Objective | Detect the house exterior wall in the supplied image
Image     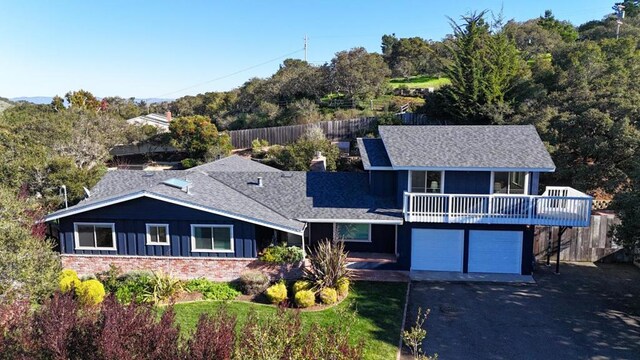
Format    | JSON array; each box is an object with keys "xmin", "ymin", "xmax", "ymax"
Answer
[
  {"xmin": 396, "ymin": 222, "xmax": 534, "ymax": 274},
  {"xmin": 369, "ymin": 170, "xmax": 396, "ymax": 196},
  {"xmin": 308, "ymin": 223, "xmax": 396, "ymax": 253},
  {"xmin": 396, "ymin": 170, "xmax": 409, "ymax": 206},
  {"xmin": 60, "ymin": 254, "xmax": 303, "ymax": 281},
  {"xmin": 444, "ymin": 171, "xmax": 491, "ymax": 194},
  {"xmin": 530, "ymin": 172, "xmax": 540, "ymax": 195},
  {"xmin": 57, "ymin": 197, "xmax": 258, "ymax": 258}
]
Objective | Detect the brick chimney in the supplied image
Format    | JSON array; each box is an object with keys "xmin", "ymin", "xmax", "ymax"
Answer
[
  {"xmin": 165, "ymin": 111, "xmax": 172, "ymax": 122},
  {"xmin": 310, "ymin": 151, "xmax": 326, "ymax": 172}
]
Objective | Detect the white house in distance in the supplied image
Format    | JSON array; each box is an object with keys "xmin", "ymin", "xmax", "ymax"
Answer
[{"xmin": 127, "ymin": 112, "xmax": 172, "ymax": 132}]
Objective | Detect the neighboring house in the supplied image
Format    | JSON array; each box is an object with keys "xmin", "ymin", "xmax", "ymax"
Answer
[
  {"xmin": 44, "ymin": 125, "xmax": 593, "ymax": 280},
  {"xmin": 126, "ymin": 112, "xmax": 172, "ymax": 132}
]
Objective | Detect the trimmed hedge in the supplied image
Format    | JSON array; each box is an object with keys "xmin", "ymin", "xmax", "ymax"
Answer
[
  {"xmin": 265, "ymin": 282, "xmax": 288, "ymax": 304},
  {"xmin": 239, "ymin": 271, "xmax": 270, "ymax": 296},
  {"xmin": 76, "ymin": 279, "xmax": 106, "ymax": 305},
  {"xmin": 294, "ymin": 290, "xmax": 315, "ymax": 308},
  {"xmin": 319, "ymin": 288, "xmax": 338, "ymax": 305},
  {"xmin": 292, "ymin": 280, "xmax": 311, "ymax": 295},
  {"xmin": 337, "ymin": 278, "xmax": 350, "ymax": 297}
]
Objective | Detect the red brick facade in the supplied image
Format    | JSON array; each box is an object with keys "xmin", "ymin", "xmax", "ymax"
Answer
[{"xmin": 61, "ymin": 254, "xmax": 304, "ymax": 281}]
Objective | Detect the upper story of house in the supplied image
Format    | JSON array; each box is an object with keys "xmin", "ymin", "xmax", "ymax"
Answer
[{"xmin": 357, "ymin": 125, "xmax": 592, "ymax": 227}]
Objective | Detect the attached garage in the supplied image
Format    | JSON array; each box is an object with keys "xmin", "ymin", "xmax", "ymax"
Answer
[
  {"xmin": 468, "ymin": 230, "xmax": 523, "ymax": 274},
  {"xmin": 411, "ymin": 229, "xmax": 464, "ymax": 272}
]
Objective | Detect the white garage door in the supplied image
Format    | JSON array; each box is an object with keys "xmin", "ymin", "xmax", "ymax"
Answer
[
  {"xmin": 411, "ymin": 229, "xmax": 464, "ymax": 272},
  {"xmin": 468, "ymin": 230, "xmax": 523, "ymax": 274}
]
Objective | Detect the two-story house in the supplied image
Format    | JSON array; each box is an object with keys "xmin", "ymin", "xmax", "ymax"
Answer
[{"xmin": 44, "ymin": 125, "xmax": 592, "ymax": 279}]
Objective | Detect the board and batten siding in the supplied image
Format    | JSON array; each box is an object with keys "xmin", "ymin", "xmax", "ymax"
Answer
[
  {"xmin": 308, "ymin": 223, "xmax": 396, "ymax": 253},
  {"xmin": 369, "ymin": 170, "xmax": 396, "ymax": 196},
  {"xmin": 443, "ymin": 171, "xmax": 491, "ymax": 194},
  {"xmin": 57, "ymin": 197, "xmax": 258, "ymax": 258}
]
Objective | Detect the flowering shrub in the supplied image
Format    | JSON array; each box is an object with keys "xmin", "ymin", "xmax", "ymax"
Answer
[
  {"xmin": 294, "ymin": 290, "xmax": 316, "ymax": 308},
  {"xmin": 76, "ymin": 279, "xmax": 106, "ymax": 305},
  {"xmin": 259, "ymin": 243, "xmax": 304, "ymax": 264},
  {"xmin": 265, "ymin": 282, "xmax": 288, "ymax": 304},
  {"xmin": 319, "ymin": 287, "xmax": 338, "ymax": 305},
  {"xmin": 184, "ymin": 279, "xmax": 240, "ymax": 300}
]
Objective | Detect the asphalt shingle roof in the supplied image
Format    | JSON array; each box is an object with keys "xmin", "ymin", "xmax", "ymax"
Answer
[
  {"xmin": 378, "ymin": 125, "xmax": 556, "ymax": 170},
  {"xmin": 356, "ymin": 138, "xmax": 392, "ymax": 169},
  {"xmin": 208, "ymin": 171, "xmax": 401, "ymax": 222},
  {"xmin": 188, "ymin": 154, "xmax": 281, "ymax": 173}
]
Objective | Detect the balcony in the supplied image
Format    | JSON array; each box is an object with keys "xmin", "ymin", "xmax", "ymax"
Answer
[{"xmin": 403, "ymin": 186, "xmax": 592, "ymax": 227}]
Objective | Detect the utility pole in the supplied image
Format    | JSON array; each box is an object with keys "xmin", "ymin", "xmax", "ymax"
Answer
[{"xmin": 304, "ymin": 34, "xmax": 308, "ymax": 62}]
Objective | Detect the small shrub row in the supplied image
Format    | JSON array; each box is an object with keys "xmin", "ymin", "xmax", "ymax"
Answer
[
  {"xmin": 269, "ymin": 279, "xmax": 349, "ymax": 308},
  {"xmin": 259, "ymin": 243, "xmax": 304, "ymax": 264},
  {"xmin": 184, "ymin": 279, "xmax": 240, "ymax": 301},
  {"xmin": 0, "ymin": 292, "xmax": 364, "ymax": 360}
]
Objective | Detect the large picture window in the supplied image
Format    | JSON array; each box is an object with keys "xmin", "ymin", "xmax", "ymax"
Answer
[
  {"xmin": 146, "ymin": 224, "xmax": 170, "ymax": 245},
  {"xmin": 74, "ymin": 223, "xmax": 116, "ymax": 250},
  {"xmin": 493, "ymin": 172, "xmax": 527, "ymax": 194},
  {"xmin": 410, "ymin": 171, "xmax": 443, "ymax": 193},
  {"xmin": 191, "ymin": 225, "xmax": 234, "ymax": 252},
  {"xmin": 335, "ymin": 223, "xmax": 371, "ymax": 242}
]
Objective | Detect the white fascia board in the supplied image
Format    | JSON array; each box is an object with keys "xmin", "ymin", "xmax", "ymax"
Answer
[
  {"xmin": 392, "ymin": 166, "xmax": 556, "ymax": 172},
  {"xmin": 44, "ymin": 191, "xmax": 305, "ymax": 236},
  {"xmin": 297, "ymin": 218, "xmax": 404, "ymax": 225},
  {"xmin": 365, "ymin": 166, "xmax": 395, "ymax": 171}
]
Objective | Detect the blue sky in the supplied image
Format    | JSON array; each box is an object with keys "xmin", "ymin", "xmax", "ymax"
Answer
[{"xmin": 0, "ymin": 0, "xmax": 613, "ymax": 99}]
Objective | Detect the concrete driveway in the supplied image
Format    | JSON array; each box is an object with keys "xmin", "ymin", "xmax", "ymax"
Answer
[{"xmin": 404, "ymin": 263, "xmax": 640, "ymax": 360}]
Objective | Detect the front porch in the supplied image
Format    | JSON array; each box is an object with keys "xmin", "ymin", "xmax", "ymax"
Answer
[
  {"xmin": 403, "ymin": 186, "xmax": 593, "ymax": 227},
  {"xmin": 346, "ymin": 252, "xmax": 409, "ymax": 282}
]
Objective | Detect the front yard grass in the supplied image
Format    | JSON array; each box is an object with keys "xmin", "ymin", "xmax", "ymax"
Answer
[{"xmin": 171, "ymin": 281, "xmax": 407, "ymax": 360}]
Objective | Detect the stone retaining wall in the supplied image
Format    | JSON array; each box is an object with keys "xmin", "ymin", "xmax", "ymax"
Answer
[{"xmin": 61, "ymin": 254, "xmax": 304, "ymax": 281}]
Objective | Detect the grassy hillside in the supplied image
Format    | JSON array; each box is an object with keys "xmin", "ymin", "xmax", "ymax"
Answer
[
  {"xmin": 388, "ymin": 75, "xmax": 450, "ymax": 89},
  {"xmin": 0, "ymin": 97, "xmax": 14, "ymax": 113}
]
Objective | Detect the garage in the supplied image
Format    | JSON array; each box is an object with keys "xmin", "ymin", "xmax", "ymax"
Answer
[
  {"xmin": 468, "ymin": 230, "xmax": 523, "ymax": 274},
  {"xmin": 411, "ymin": 229, "xmax": 464, "ymax": 272}
]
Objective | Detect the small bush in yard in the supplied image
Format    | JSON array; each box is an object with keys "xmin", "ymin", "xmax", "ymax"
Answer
[
  {"xmin": 294, "ymin": 289, "xmax": 315, "ymax": 308},
  {"xmin": 304, "ymin": 239, "xmax": 350, "ymax": 290},
  {"xmin": 59, "ymin": 274, "xmax": 81, "ymax": 293},
  {"xmin": 403, "ymin": 307, "xmax": 438, "ymax": 360},
  {"xmin": 76, "ymin": 279, "xmax": 106, "ymax": 305},
  {"xmin": 265, "ymin": 282, "xmax": 288, "ymax": 304},
  {"xmin": 184, "ymin": 279, "xmax": 240, "ymax": 300},
  {"xmin": 143, "ymin": 271, "xmax": 182, "ymax": 304},
  {"xmin": 239, "ymin": 271, "xmax": 270, "ymax": 295},
  {"xmin": 186, "ymin": 308, "xmax": 237, "ymax": 360},
  {"xmin": 292, "ymin": 280, "xmax": 311, "ymax": 295},
  {"xmin": 95, "ymin": 264, "xmax": 121, "ymax": 294},
  {"xmin": 319, "ymin": 287, "xmax": 338, "ymax": 305},
  {"xmin": 337, "ymin": 278, "xmax": 350, "ymax": 297},
  {"xmin": 259, "ymin": 243, "xmax": 304, "ymax": 264},
  {"xmin": 114, "ymin": 271, "xmax": 153, "ymax": 304}
]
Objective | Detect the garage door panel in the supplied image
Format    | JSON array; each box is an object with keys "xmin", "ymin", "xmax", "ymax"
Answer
[
  {"xmin": 411, "ymin": 229, "xmax": 464, "ymax": 272},
  {"xmin": 468, "ymin": 230, "xmax": 522, "ymax": 274}
]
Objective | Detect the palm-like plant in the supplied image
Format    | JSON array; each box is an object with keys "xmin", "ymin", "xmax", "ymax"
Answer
[{"xmin": 303, "ymin": 239, "xmax": 350, "ymax": 290}]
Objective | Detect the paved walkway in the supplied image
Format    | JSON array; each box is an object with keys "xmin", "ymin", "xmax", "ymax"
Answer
[
  {"xmin": 350, "ymin": 269, "xmax": 409, "ymax": 282},
  {"xmin": 410, "ymin": 270, "xmax": 535, "ymax": 283}
]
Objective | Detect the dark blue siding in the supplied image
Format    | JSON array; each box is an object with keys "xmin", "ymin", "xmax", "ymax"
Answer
[
  {"xmin": 529, "ymin": 172, "xmax": 540, "ymax": 195},
  {"xmin": 308, "ymin": 223, "xmax": 396, "ymax": 253},
  {"xmin": 396, "ymin": 222, "xmax": 533, "ymax": 274},
  {"xmin": 396, "ymin": 170, "xmax": 409, "ymax": 207},
  {"xmin": 444, "ymin": 171, "xmax": 491, "ymax": 194},
  {"xmin": 369, "ymin": 170, "xmax": 396, "ymax": 196},
  {"xmin": 57, "ymin": 197, "xmax": 257, "ymax": 258}
]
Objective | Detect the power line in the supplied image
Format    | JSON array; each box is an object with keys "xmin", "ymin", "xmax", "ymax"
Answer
[{"xmin": 156, "ymin": 48, "xmax": 304, "ymax": 97}]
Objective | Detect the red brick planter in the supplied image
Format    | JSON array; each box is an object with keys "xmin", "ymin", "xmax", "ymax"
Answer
[{"xmin": 60, "ymin": 254, "xmax": 304, "ymax": 281}]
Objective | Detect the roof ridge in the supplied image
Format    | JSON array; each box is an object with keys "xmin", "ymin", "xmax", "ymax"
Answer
[{"xmin": 203, "ymin": 172, "xmax": 298, "ymax": 222}]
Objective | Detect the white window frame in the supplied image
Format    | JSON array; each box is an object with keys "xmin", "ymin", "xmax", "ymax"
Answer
[
  {"xmin": 490, "ymin": 171, "xmax": 530, "ymax": 195},
  {"xmin": 74, "ymin": 222, "xmax": 117, "ymax": 250},
  {"xmin": 408, "ymin": 170, "xmax": 445, "ymax": 194},
  {"xmin": 190, "ymin": 224, "xmax": 234, "ymax": 253},
  {"xmin": 145, "ymin": 223, "xmax": 170, "ymax": 246},
  {"xmin": 334, "ymin": 223, "xmax": 372, "ymax": 243}
]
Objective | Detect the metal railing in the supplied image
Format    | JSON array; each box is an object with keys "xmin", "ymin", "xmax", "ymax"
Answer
[{"xmin": 403, "ymin": 187, "xmax": 592, "ymax": 227}]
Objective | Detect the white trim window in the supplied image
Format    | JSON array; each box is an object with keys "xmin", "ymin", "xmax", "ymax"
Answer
[
  {"xmin": 146, "ymin": 224, "xmax": 170, "ymax": 245},
  {"xmin": 492, "ymin": 172, "xmax": 528, "ymax": 195},
  {"xmin": 190, "ymin": 224, "xmax": 234, "ymax": 253},
  {"xmin": 409, "ymin": 170, "xmax": 443, "ymax": 193},
  {"xmin": 74, "ymin": 223, "xmax": 116, "ymax": 250},
  {"xmin": 335, "ymin": 223, "xmax": 371, "ymax": 243}
]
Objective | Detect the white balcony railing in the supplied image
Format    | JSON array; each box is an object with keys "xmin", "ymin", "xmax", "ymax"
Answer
[{"xmin": 403, "ymin": 186, "xmax": 592, "ymax": 227}]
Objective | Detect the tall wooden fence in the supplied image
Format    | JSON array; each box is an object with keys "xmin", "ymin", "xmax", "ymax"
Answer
[
  {"xmin": 533, "ymin": 211, "xmax": 629, "ymax": 262},
  {"xmin": 227, "ymin": 113, "xmax": 441, "ymax": 149}
]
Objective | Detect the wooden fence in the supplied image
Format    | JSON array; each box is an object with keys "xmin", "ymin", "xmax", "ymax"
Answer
[
  {"xmin": 533, "ymin": 211, "xmax": 629, "ymax": 262},
  {"xmin": 227, "ymin": 113, "xmax": 441, "ymax": 149}
]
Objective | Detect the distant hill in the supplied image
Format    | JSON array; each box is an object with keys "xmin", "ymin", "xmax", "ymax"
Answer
[
  {"xmin": 10, "ymin": 97, "xmax": 173, "ymax": 105},
  {"xmin": 0, "ymin": 97, "xmax": 15, "ymax": 112}
]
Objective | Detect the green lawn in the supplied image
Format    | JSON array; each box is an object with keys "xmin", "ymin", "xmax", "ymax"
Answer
[
  {"xmin": 388, "ymin": 75, "xmax": 451, "ymax": 89},
  {"xmin": 172, "ymin": 281, "xmax": 408, "ymax": 360}
]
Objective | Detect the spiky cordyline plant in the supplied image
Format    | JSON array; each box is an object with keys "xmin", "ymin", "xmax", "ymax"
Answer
[{"xmin": 303, "ymin": 239, "xmax": 350, "ymax": 290}]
